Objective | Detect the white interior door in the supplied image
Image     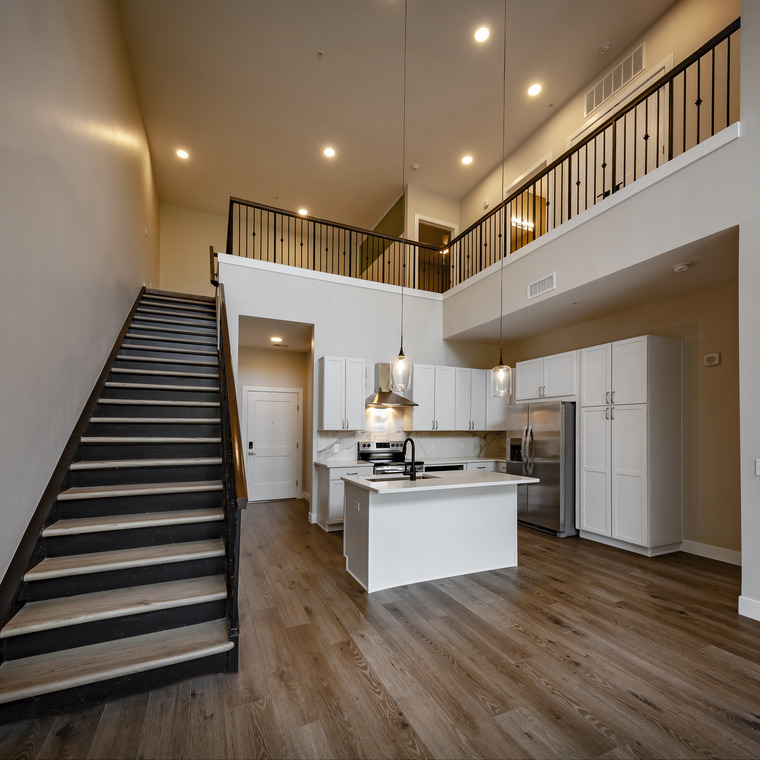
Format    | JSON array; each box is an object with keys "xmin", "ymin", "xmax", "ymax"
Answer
[{"xmin": 245, "ymin": 388, "xmax": 302, "ymax": 502}]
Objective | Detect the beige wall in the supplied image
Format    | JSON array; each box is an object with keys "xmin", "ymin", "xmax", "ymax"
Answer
[
  {"xmin": 503, "ymin": 280, "xmax": 740, "ymax": 553},
  {"xmin": 0, "ymin": 1, "xmax": 160, "ymax": 581},
  {"xmin": 159, "ymin": 203, "xmax": 226, "ymax": 297}
]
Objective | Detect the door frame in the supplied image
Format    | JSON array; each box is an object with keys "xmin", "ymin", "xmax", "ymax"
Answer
[{"xmin": 242, "ymin": 385, "xmax": 304, "ymax": 501}]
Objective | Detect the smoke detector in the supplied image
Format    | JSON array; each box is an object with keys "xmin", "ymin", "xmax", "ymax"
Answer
[{"xmin": 673, "ymin": 263, "xmax": 690, "ymax": 273}]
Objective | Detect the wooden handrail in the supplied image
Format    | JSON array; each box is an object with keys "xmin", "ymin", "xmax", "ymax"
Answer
[{"xmin": 217, "ymin": 281, "xmax": 247, "ymax": 509}]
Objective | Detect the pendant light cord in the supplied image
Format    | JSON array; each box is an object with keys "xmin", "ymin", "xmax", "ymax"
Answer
[
  {"xmin": 497, "ymin": 0, "xmax": 507, "ymax": 367},
  {"xmin": 399, "ymin": 0, "xmax": 408, "ymax": 356}
]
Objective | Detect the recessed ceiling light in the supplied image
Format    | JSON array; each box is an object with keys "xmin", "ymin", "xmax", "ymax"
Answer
[
  {"xmin": 298, "ymin": 208, "xmax": 308, "ymax": 216},
  {"xmin": 528, "ymin": 83, "xmax": 542, "ymax": 97},
  {"xmin": 270, "ymin": 336, "xmax": 283, "ymax": 343},
  {"xmin": 474, "ymin": 27, "xmax": 489, "ymax": 43},
  {"xmin": 461, "ymin": 155, "xmax": 473, "ymax": 165},
  {"xmin": 176, "ymin": 149, "xmax": 189, "ymax": 159},
  {"xmin": 323, "ymin": 147, "xmax": 336, "ymax": 158}
]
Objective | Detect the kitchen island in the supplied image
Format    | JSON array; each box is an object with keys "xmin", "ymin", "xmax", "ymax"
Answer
[{"xmin": 341, "ymin": 470, "xmax": 538, "ymax": 593}]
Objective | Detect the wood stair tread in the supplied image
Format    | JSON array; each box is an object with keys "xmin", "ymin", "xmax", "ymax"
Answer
[
  {"xmin": 44, "ymin": 508, "xmax": 224, "ymax": 536},
  {"xmin": 80, "ymin": 436, "xmax": 222, "ymax": 444},
  {"xmin": 104, "ymin": 381, "xmax": 220, "ymax": 391},
  {"xmin": 89, "ymin": 417, "xmax": 221, "ymax": 424},
  {"xmin": 124, "ymin": 332, "xmax": 216, "ymax": 346},
  {"xmin": 24, "ymin": 539, "xmax": 225, "ymax": 581},
  {"xmin": 70, "ymin": 457, "xmax": 222, "ymax": 470},
  {"xmin": 0, "ymin": 619, "xmax": 233, "ymax": 704},
  {"xmin": 58, "ymin": 480, "xmax": 223, "ymax": 500},
  {"xmin": 1, "ymin": 576, "xmax": 227, "ymax": 638},
  {"xmin": 130, "ymin": 323, "xmax": 216, "ymax": 339},
  {"xmin": 133, "ymin": 315, "xmax": 218, "ymax": 329},
  {"xmin": 143, "ymin": 293, "xmax": 215, "ymax": 307},
  {"xmin": 108, "ymin": 368, "xmax": 219, "ymax": 379}
]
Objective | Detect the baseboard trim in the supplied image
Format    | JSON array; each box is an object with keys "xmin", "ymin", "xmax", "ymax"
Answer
[
  {"xmin": 738, "ymin": 595, "xmax": 760, "ymax": 622},
  {"xmin": 680, "ymin": 539, "xmax": 741, "ymax": 566}
]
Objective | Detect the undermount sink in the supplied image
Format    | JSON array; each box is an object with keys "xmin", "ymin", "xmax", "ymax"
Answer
[{"xmin": 365, "ymin": 474, "xmax": 438, "ymax": 483}]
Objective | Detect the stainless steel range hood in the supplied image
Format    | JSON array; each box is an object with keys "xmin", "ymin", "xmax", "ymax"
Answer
[{"xmin": 365, "ymin": 363, "xmax": 418, "ymax": 407}]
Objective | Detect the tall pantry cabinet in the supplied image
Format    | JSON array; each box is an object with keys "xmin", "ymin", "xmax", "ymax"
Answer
[{"xmin": 579, "ymin": 335, "xmax": 682, "ymax": 555}]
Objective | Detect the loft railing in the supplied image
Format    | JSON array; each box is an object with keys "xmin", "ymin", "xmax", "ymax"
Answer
[
  {"xmin": 226, "ymin": 199, "xmax": 448, "ymax": 292},
  {"xmin": 213, "ymin": 271, "xmax": 247, "ymax": 669},
  {"xmin": 225, "ymin": 18, "xmax": 739, "ymax": 294}
]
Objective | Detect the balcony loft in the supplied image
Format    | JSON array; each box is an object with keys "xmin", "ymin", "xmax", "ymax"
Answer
[{"xmin": 221, "ymin": 19, "xmax": 739, "ymax": 297}]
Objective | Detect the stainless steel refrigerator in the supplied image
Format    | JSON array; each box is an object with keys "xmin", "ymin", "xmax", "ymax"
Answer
[{"xmin": 506, "ymin": 400, "xmax": 577, "ymax": 537}]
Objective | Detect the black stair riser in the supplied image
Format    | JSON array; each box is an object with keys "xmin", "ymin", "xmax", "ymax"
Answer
[
  {"xmin": 99, "ymin": 387, "xmax": 220, "ymax": 403},
  {"xmin": 84, "ymin": 421, "xmax": 221, "ymax": 437},
  {"xmin": 1, "ymin": 598, "xmax": 227, "ymax": 661},
  {"xmin": 119, "ymin": 343, "xmax": 218, "ymax": 360},
  {"xmin": 74, "ymin": 442, "xmax": 221, "ymax": 462},
  {"xmin": 94, "ymin": 402, "xmax": 219, "ymax": 419},
  {"xmin": 0, "ymin": 647, "xmax": 234, "ymax": 724},
  {"xmin": 42, "ymin": 521, "xmax": 225, "ymax": 557},
  {"xmin": 68, "ymin": 463, "xmax": 222, "ymax": 488},
  {"xmin": 128, "ymin": 326, "xmax": 217, "ymax": 343},
  {"xmin": 112, "ymin": 358, "xmax": 218, "ymax": 374},
  {"xmin": 20, "ymin": 556, "xmax": 226, "ymax": 603},
  {"xmin": 134, "ymin": 309, "xmax": 217, "ymax": 325},
  {"xmin": 139, "ymin": 302, "xmax": 216, "ymax": 317},
  {"xmin": 56, "ymin": 489, "xmax": 223, "ymax": 519}
]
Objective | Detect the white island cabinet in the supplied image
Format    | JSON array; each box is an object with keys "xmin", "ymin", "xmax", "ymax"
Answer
[{"xmin": 342, "ymin": 470, "xmax": 537, "ymax": 593}]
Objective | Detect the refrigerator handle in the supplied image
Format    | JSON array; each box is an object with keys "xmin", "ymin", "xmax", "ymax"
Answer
[
  {"xmin": 526, "ymin": 425, "xmax": 534, "ymax": 476},
  {"xmin": 521, "ymin": 426, "xmax": 528, "ymax": 475}
]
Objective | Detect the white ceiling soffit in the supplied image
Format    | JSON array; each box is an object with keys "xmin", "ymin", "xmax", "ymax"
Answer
[{"xmin": 118, "ymin": 0, "xmax": 679, "ymax": 229}]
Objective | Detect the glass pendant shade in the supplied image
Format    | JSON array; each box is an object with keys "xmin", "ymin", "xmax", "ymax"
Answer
[
  {"xmin": 391, "ymin": 347, "xmax": 411, "ymax": 392},
  {"xmin": 491, "ymin": 361, "xmax": 512, "ymax": 398}
]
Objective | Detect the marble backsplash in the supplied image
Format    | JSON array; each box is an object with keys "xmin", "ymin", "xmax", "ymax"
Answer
[{"xmin": 316, "ymin": 429, "xmax": 507, "ymax": 463}]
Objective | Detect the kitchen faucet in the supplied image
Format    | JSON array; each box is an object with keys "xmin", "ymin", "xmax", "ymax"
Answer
[{"xmin": 402, "ymin": 437, "xmax": 417, "ymax": 481}]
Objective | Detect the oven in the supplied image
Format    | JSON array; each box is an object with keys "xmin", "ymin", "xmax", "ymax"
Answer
[{"xmin": 357, "ymin": 440, "xmax": 424, "ymax": 475}]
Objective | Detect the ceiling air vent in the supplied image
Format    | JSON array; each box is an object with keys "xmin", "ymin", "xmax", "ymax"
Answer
[
  {"xmin": 585, "ymin": 44, "xmax": 645, "ymax": 117},
  {"xmin": 527, "ymin": 272, "xmax": 556, "ymax": 300}
]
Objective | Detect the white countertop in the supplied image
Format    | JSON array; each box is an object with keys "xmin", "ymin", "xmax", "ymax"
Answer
[{"xmin": 342, "ymin": 469, "xmax": 537, "ymax": 494}]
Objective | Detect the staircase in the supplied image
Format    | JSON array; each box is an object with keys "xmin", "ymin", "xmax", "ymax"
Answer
[{"xmin": 0, "ymin": 289, "xmax": 239, "ymax": 722}]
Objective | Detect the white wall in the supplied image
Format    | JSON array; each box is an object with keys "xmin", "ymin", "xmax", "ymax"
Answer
[{"xmin": 0, "ymin": 0, "xmax": 160, "ymax": 582}]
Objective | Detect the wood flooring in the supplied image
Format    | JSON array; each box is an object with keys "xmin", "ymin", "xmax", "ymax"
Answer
[{"xmin": 2, "ymin": 498, "xmax": 759, "ymax": 759}]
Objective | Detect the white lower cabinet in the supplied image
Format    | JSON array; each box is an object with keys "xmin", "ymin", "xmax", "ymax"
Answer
[
  {"xmin": 579, "ymin": 335, "xmax": 682, "ymax": 555},
  {"xmin": 315, "ymin": 464, "xmax": 373, "ymax": 530}
]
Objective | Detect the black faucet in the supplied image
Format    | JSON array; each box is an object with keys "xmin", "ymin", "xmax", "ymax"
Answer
[{"xmin": 402, "ymin": 437, "xmax": 417, "ymax": 481}]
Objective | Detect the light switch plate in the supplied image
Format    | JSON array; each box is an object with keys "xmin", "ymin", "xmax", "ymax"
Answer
[{"xmin": 756, "ymin": 459, "xmax": 760, "ymax": 477}]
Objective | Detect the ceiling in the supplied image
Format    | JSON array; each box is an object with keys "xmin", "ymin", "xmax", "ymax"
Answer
[{"xmin": 118, "ymin": 0, "xmax": 680, "ymax": 230}]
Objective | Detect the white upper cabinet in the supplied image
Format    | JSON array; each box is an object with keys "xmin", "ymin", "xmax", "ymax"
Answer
[
  {"xmin": 410, "ymin": 364, "xmax": 458, "ymax": 431},
  {"xmin": 581, "ymin": 336, "xmax": 647, "ymax": 407},
  {"xmin": 318, "ymin": 356, "xmax": 366, "ymax": 431},
  {"xmin": 455, "ymin": 368, "xmax": 487, "ymax": 431},
  {"xmin": 515, "ymin": 351, "xmax": 577, "ymax": 401}
]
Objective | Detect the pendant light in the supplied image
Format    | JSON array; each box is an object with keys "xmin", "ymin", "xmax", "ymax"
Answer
[
  {"xmin": 492, "ymin": 1, "xmax": 512, "ymax": 398},
  {"xmin": 391, "ymin": 0, "xmax": 411, "ymax": 393}
]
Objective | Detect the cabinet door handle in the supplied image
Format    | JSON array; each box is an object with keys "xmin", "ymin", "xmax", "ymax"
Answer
[
  {"xmin": 611, "ymin": 391, "xmax": 615, "ymax": 403},
  {"xmin": 605, "ymin": 391, "xmax": 610, "ymax": 404},
  {"xmin": 611, "ymin": 406, "xmax": 615, "ymax": 420},
  {"xmin": 605, "ymin": 407, "xmax": 610, "ymax": 420}
]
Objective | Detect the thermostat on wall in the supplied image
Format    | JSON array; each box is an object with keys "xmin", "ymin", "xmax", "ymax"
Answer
[{"xmin": 704, "ymin": 353, "xmax": 721, "ymax": 366}]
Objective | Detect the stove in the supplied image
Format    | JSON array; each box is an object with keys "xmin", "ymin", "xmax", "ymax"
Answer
[{"xmin": 357, "ymin": 440, "xmax": 424, "ymax": 475}]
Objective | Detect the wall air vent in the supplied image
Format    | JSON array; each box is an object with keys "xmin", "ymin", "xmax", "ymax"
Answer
[
  {"xmin": 527, "ymin": 272, "xmax": 556, "ymax": 300},
  {"xmin": 585, "ymin": 44, "xmax": 645, "ymax": 117}
]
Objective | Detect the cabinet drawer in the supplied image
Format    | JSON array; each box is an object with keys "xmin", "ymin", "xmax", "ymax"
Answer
[
  {"xmin": 329, "ymin": 465, "xmax": 373, "ymax": 481},
  {"xmin": 466, "ymin": 461, "xmax": 497, "ymax": 471}
]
